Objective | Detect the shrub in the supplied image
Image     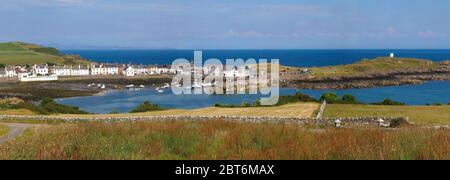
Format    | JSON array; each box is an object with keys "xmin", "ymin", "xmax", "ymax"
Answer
[
  {"xmin": 12, "ymin": 98, "xmax": 88, "ymax": 115},
  {"xmin": 429, "ymin": 103, "xmax": 443, "ymax": 106},
  {"xmin": 130, "ymin": 101, "xmax": 163, "ymax": 113},
  {"xmin": 241, "ymin": 102, "xmax": 251, "ymax": 107},
  {"xmin": 320, "ymin": 93, "xmax": 339, "ymax": 103},
  {"xmin": 370, "ymin": 99, "xmax": 405, "ymax": 106},
  {"xmin": 109, "ymin": 110, "xmax": 122, "ymax": 114},
  {"xmin": 253, "ymin": 99, "xmax": 261, "ymax": 107},
  {"xmin": 294, "ymin": 91, "xmax": 317, "ymax": 102},
  {"xmin": 342, "ymin": 94, "xmax": 356, "ymax": 103},
  {"xmin": 47, "ymin": 62, "xmax": 57, "ymax": 66},
  {"xmin": 30, "ymin": 47, "xmax": 60, "ymax": 56},
  {"xmin": 39, "ymin": 98, "xmax": 89, "ymax": 114}
]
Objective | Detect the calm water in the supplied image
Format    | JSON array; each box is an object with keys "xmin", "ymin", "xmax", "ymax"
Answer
[
  {"xmin": 56, "ymin": 88, "xmax": 297, "ymax": 114},
  {"xmin": 57, "ymin": 49, "xmax": 450, "ymax": 113},
  {"xmin": 56, "ymin": 81, "xmax": 450, "ymax": 114}
]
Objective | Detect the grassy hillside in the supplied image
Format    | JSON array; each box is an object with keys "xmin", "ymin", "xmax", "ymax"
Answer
[
  {"xmin": 310, "ymin": 57, "xmax": 441, "ymax": 77},
  {"xmin": 0, "ymin": 43, "xmax": 28, "ymax": 51},
  {"xmin": 324, "ymin": 104, "xmax": 450, "ymax": 125},
  {"xmin": 0, "ymin": 42, "xmax": 90, "ymax": 65}
]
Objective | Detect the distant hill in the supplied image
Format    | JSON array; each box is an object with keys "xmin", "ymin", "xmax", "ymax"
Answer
[
  {"xmin": 310, "ymin": 57, "xmax": 444, "ymax": 77},
  {"xmin": 0, "ymin": 42, "xmax": 92, "ymax": 66}
]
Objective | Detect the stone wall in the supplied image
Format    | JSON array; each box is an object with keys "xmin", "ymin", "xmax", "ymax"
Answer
[{"xmin": 0, "ymin": 115, "xmax": 411, "ymax": 128}]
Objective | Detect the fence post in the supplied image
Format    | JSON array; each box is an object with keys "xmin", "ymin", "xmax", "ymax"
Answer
[{"xmin": 316, "ymin": 100, "xmax": 327, "ymax": 124}]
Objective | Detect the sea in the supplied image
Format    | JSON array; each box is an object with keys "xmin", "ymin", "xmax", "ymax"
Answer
[{"xmin": 57, "ymin": 49, "xmax": 450, "ymax": 114}]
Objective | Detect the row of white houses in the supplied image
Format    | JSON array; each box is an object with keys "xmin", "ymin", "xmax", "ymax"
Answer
[{"xmin": 0, "ymin": 64, "xmax": 175, "ymax": 78}]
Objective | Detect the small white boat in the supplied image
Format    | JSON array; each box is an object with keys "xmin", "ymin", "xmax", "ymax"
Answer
[
  {"xmin": 162, "ymin": 83, "xmax": 170, "ymax": 89},
  {"xmin": 139, "ymin": 85, "xmax": 145, "ymax": 88},
  {"xmin": 157, "ymin": 90, "xmax": 164, "ymax": 93},
  {"xmin": 125, "ymin": 84, "xmax": 135, "ymax": 89},
  {"xmin": 155, "ymin": 87, "xmax": 160, "ymax": 91}
]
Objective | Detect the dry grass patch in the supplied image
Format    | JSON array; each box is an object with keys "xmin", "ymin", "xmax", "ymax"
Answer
[
  {"xmin": 0, "ymin": 124, "xmax": 9, "ymax": 137},
  {"xmin": 0, "ymin": 109, "xmax": 36, "ymax": 115},
  {"xmin": 53, "ymin": 103, "xmax": 320, "ymax": 119}
]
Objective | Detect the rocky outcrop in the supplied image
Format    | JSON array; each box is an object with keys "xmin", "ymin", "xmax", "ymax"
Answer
[{"xmin": 283, "ymin": 70, "xmax": 450, "ymax": 89}]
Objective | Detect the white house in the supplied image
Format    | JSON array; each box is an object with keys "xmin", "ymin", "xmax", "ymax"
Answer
[
  {"xmin": 90, "ymin": 64, "xmax": 102, "ymax": 75},
  {"xmin": 0, "ymin": 69, "xmax": 6, "ymax": 78},
  {"xmin": 147, "ymin": 66, "xmax": 159, "ymax": 74},
  {"xmin": 33, "ymin": 64, "xmax": 49, "ymax": 75},
  {"xmin": 6, "ymin": 66, "xmax": 17, "ymax": 77},
  {"xmin": 390, "ymin": 53, "xmax": 395, "ymax": 58},
  {"xmin": 71, "ymin": 65, "xmax": 90, "ymax": 76},
  {"xmin": 18, "ymin": 73, "xmax": 58, "ymax": 82},
  {"xmin": 158, "ymin": 67, "xmax": 170, "ymax": 74},
  {"xmin": 50, "ymin": 65, "xmax": 71, "ymax": 76},
  {"xmin": 122, "ymin": 66, "xmax": 135, "ymax": 77},
  {"xmin": 90, "ymin": 64, "xmax": 119, "ymax": 75},
  {"xmin": 134, "ymin": 65, "xmax": 148, "ymax": 75}
]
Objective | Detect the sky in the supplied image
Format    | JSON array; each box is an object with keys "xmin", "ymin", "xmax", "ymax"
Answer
[{"xmin": 1, "ymin": 0, "xmax": 450, "ymax": 49}]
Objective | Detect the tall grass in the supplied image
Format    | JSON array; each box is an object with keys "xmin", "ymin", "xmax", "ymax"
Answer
[
  {"xmin": 0, "ymin": 121, "xmax": 449, "ymax": 160},
  {"xmin": 0, "ymin": 124, "xmax": 9, "ymax": 137}
]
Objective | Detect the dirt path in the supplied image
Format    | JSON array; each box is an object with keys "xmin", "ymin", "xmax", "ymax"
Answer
[{"xmin": 0, "ymin": 123, "xmax": 35, "ymax": 144}]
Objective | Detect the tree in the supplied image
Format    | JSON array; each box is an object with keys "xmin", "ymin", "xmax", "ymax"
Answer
[
  {"xmin": 294, "ymin": 91, "xmax": 317, "ymax": 102},
  {"xmin": 253, "ymin": 99, "xmax": 261, "ymax": 107},
  {"xmin": 371, "ymin": 99, "xmax": 405, "ymax": 106},
  {"xmin": 342, "ymin": 94, "xmax": 356, "ymax": 103},
  {"xmin": 0, "ymin": 64, "xmax": 5, "ymax": 68},
  {"xmin": 320, "ymin": 93, "xmax": 339, "ymax": 103},
  {"xmin": 241, "ymin": 102, "xmax": 251, "ymax": 107},
  {"xmin": 47, "ymin": 62, "xmax": 57, "ymax": 66}
]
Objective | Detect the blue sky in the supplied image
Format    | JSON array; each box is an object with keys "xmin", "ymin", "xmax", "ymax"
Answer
[{"xmin": 1, "ymin": 0, "xmax": 450, "ymax": 49}]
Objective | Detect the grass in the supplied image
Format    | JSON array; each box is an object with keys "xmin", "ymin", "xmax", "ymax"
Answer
[
  {"xmin": 53, "ymin": 103, "xmax": 320, "ymax": 119},
  {"xmin": 0, "ymin": 51, "xmax": 65, "ymax": 65},
  {"xmin": 0, "ymin": 124, "xmax": 9, "ymax": 137},
  {"xmin": 0, "ymin": 42, "xmax": 66, "ymax": 65},
  {"xmin": 0, "ymin": 43, "xmax": 28, "ymax": 51},
  {"xmin": 310, "ymin": 57, "xmax": 440, "ymax": 77},
  {"xmin": 325, "ymin": 104, "xmax": 450, "ymax": 125},
  {"xmin": 0, "ymin": 109, "xmax": 35, "ymax": 115},
  {"xmin": 0, "ymin": 120, "xmax": 449, "ymax": 160},
  {"xmin": 0, "ymin": 42, "xmax": 90, "ymax": 65}
]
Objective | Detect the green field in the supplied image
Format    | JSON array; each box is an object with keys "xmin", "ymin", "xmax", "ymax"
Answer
[
  {"xmin": 0, "ymin": 43, "xmax": 28, "ymax": 51},
  {"xmin": 0, "ymin": 42, "xmax": 89, "ymax": 65},
  {"xmin": 324, "ymin": 104, "xmax": 450, "ymax": 125}
]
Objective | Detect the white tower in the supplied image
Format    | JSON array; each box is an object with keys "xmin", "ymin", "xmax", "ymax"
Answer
[{"xmin": 390, "ymin": 53, "xmax": 395, "ymax": 58}]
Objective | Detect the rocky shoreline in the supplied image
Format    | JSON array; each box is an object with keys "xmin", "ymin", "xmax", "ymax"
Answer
[
  {"xmin": 0, "ymin": 75, "xmax": 173, "ymax": 101},
  {"xmin": 282, "ymin": 69, "xmax": 450, "ymax": 89}
]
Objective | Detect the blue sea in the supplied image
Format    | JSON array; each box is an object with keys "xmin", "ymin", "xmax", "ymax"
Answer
[
  {"xmin": 62, "ymin": 49, "xmax": 450, "ymax": 67},
  {"xmin": 58, "ymin": 49, "xmax": 450, "ymax": 113}
]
